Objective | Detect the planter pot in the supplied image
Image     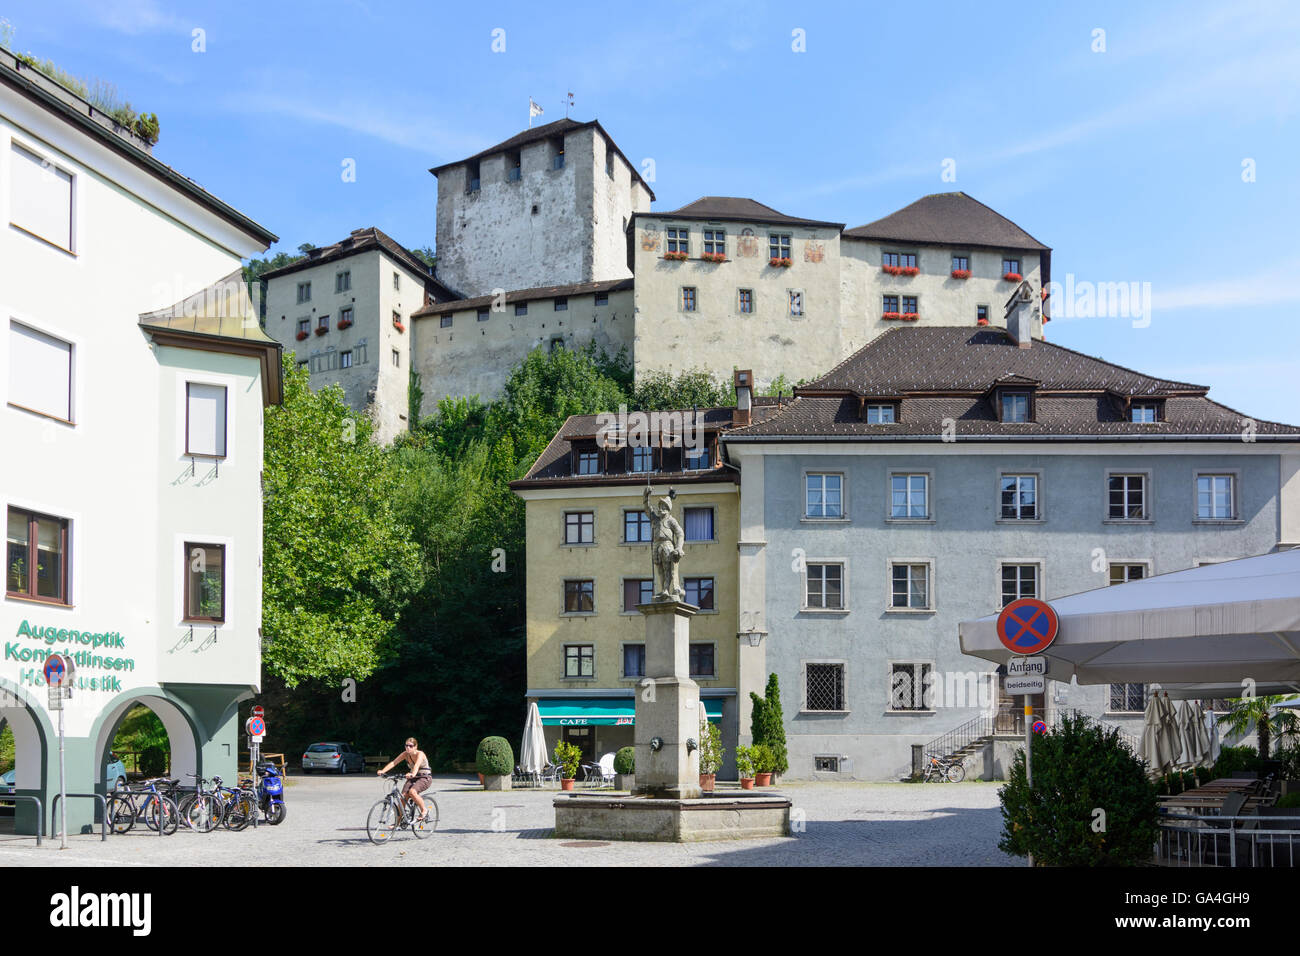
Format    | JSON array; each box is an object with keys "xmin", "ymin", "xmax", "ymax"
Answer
[
  {"xmin": 560, "ymin": 778, "xmax": 575, "ymax": 791},
  {"xmin": 615, "ymin": 773, "xmax": 635, "ymax": 790},
  {"xmin": 739, "ymin": 777, "xmax": 755, "ymax": 790},
  {"xmin": 483, "ymin": 774, "xmax": 511, "ymax": 791},
  {"xmin": 699, "ymin": 773, "xmax": 716, "ymax": 792},
  {"xmin": 477, "ymin": 772, "xmax": 483, "ymax": 784},
  {"xmin": 755, "ymin": 772, "xmax": 772, "ymax": 787}
]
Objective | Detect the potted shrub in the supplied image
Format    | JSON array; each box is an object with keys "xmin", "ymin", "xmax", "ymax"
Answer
[
  {"xmin": 698, "ymin": 719, "xmax": 724, "ymax": 792},
  {"xmin": 614, "ymin": 746, "xmax": 635, "ymax": 790},
  {"xmin": 735, "ymin": 744, "xmax": 755, "ymax": 790},
  {"xmin": 554, "ymin": 741, "xmax": 582, "ymax": 791},
  {"xmin": 753, "ymin": 743, "xmax": 775, "ymax": 786},
  {"xmin": 476, "ymin": 736, "xmax": 514, "ymax": 790},
  {"xmin": 977, "ymin": 317, "xmax": 990, "ymax": 326}
]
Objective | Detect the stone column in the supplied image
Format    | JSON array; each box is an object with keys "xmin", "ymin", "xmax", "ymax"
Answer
[{"xmin": 635, "ymin": 601, "xmax": 701, "ymax": 799}]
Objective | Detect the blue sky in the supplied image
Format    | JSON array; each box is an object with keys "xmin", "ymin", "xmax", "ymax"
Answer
[{"xmin": 7, "ymin": 0, "xmax": 1299, "ymax": 422}]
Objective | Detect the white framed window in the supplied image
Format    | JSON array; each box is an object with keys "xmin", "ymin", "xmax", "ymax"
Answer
[
  {"xmin": 393, "ymin": 271, "xmax": 401, "ymax": 291},
  {"xmin": 335, "ymin": 271, "xmax": 351, "ymax": 293},
  {"xmin": 185, "ymin": 383, "xmax": 227, "ymax": 458},
  {"xmin": 682, "ymin": 507, "xmax": 714, "ymax": 541},
  {"xmin": 681, "ymin": 287, "xmax": 697, "ymax": 312},
  {"xmin": 804, "ymin": 661, "xmax": 846, "ymax": 712},
  {"xmin": 8, "ymin": 321, "xmax": 73, "ymax": 422},
  {"xmin": 9, "ymin": 141, "xmax": 74, "ymax": 252},
  {"xmin": 769, "ymin": 234, "xmax": 791, "ymax": 260},
  {"xmin": 866, "ymin": 404, "xmax": 895, "ymax": 424},
  {"xmin": 889, "ymin": 473, "xmax": 929, "ymax": 519},
  {"xmin": 1107, "ymin": 472, "xmax": 1149, "ymax": 520},
  {"xmin": 563, "ymin": 511, "xmax": 594, "ymax": 545},
  {"xmin": 999, "ymin": 563, "xmax": 1039, "ymax": 607},
  {"xmin": 738, "ymin": 288, "xmax": 754, "ymax": 313},
  {"xmin": 1131, "ymin": 402, "xmax": 1160, "ymax": 423},
  {"xmin": 703, "ymin": 229, "xmax": 726, "ymax": 255},
  {"xmin": 804, "ymin": 562, "xmax": 845, "ymax": 610},
  {"xmin": 666, "ymin": 227, "xmax": 689, "ymax": 255},
  {"xmin": 1108, "ymin": 562, "xmax": 1148, "ymax": 585},
  {"xmin": 392, "ymin": 349, "xmax": 400, "ymax": 367},
  {"xmin": 340, "ymin": 351, "xmax": 353, "ymax": 369},
  {"xmin": 1003, "ymin": 257, "xmax": 1022, "ymax": 276},
  {"xmin": 622, "ymin": 579, "xmax": 653, "ymax": 613},
  {"xmin": 889, "ymin": 662, "xmax": 934, "ymax": 712},
  {"xmin": 1000, "ymin": 392, "xmax": 1031, "ymax": 423},
  {"xmin": 296, "ymin": 281, "xmax": 311, "ymax": 303},
  {"xmin": 889, "ymin": 561, "xmax": 931, "ymax": 610},
  {"xmin": 629, "ymin": 445, "xmax": 654, "ymax": 473},
  {"xmin": 805, "ymin": 473, "xmax": 844, "ymax": 518},
  {"xmin": 1196, "ymin": 474, "xmax": 1236, "ymax": 520},
  {"xmin": 1000, "ymin": 474, "xmax": 1038, "ymax": 520}
]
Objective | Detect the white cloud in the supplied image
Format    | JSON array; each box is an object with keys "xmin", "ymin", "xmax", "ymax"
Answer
[{"xmin": 85, "ymin": 0, "xmax": 188, "ymax": 35}]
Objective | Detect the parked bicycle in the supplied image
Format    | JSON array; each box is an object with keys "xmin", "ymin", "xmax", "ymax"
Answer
[
  {"xmin": 367, "ymin": 773, "xmax": 438, "ymax": 844},
  {"xmin": 105, "ymin": 778, "xmax": 181, "ymax": 835},
  {"xmin": 177, "ymin": 773, "xmax": 225, "ymax": 832},
  {"xmin": 213, "ymin": 777, "xmax": 256, "ymax": 832},
  {"xmin": 921, "ymin": 752, "xmax": 966, "ymax": 783}
]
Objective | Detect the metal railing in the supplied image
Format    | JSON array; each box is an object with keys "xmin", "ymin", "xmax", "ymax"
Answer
[
  {"xmin": 50, "ymin": 792, "xmax": 109, "ymax": 842},
  {"xmin": 1157, "ymin": 812, "xmax": 1300, "ymax": 867},
  {"xmin": 923, "ymin": 714, "xmax": 994, "ymax": 765},
  {"xmin": 2, "ymin": 794, "xmax": 43, "ymax": 846}
]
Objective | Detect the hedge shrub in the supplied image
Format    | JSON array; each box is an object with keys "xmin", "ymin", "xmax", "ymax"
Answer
[
  {"xmin": 614, "ymin": 747, "xmax": 635, "ymax": 775},
  {"xmin": 475, "ymin": 736, "xmax": 514, "ymax": 776}
]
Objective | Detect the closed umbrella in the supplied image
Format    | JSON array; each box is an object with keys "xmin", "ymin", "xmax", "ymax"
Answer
[
  {"xmin": 1141, "ymin": 694, "xmax": 1168, "ymax": 772},
  {"xmin": 1190, "ymin": 702, "xmax": 1212, "ymax": 769},
  {"xmin": 1203, "ymin": 708, "xmax": 1222, "ymax": 767},
  {"xmin": 520, "ymin": 701, "xmax": 547, "ymax": 777},
  {"xmin": 1158, "ymin": 694, "xmax": 1182, "ymax": 771},
  {"xmin": 1177, "ymin": 699, "xmax": 1204, "ymax": 769}
]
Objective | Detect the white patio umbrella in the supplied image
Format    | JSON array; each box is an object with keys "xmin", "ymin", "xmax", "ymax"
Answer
[
  {"xmin": 959, "ymin": 549, "xmax": 1300, "ymax": 687},
  {"xmin": 1140, "ymin": 693, "xmax": 1170, "ymax": 771},
  {"xmin": 1203, "ymin": 708, "xmax": 1221, "ymax": 767},
  {"xmin": 520, "ymin": 701, "xmax": 547, "ymax": 774},
  {"xmin": 1175, "ymin": 698, "xmax": 1204, "ymax": 769}
]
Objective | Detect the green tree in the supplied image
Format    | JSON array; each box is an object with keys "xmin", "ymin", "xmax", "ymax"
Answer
[
  {"xmin": 411, "ymin": 246, "xmax": 436, "ymax": 268},
  {"xmin": 261, "ymin": 358, "xmax": 423, "ymax": 687},
  {"xmin": 1219, "ymin": 696, "xmax": 1299, "ymax": 759},
  {"xmin": 629, "ymin": 368, "xmax": 733, "ymax": 411},
  {"xmin": 749, "ymin": 673, "xmax": 789, "ymax": 775},
  {"xmin": 242, "ymin": 250, "xmax": 306, "ymax": 289}
]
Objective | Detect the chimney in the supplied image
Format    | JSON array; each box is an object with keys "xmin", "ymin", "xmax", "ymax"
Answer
[
  {"xmin": 733, "ymin": 369, "xmax": 753, "ymax": 426},
  {"xmin": 1004, "ymin": 282, "xmax": 1041, "ymax": 349}
]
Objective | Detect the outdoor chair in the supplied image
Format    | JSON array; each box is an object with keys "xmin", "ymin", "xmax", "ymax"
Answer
[
  {"xmin": 597, "ymin": 752, "xmax": 616, "ymax": 788},
  {"xmin": 1202, "ymin": 793, "xmax": 1255, "ymax": 866}
]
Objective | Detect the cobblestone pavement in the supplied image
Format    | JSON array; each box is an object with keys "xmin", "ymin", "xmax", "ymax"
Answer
[{"xmin": 0, "ymin": 775, "xmax": 1017, "ymax": 866}]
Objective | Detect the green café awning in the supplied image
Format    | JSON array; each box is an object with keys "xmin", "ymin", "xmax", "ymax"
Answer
[{"xmin": 538, "ymin": 698, "xmax": 723, "ymax": 727}]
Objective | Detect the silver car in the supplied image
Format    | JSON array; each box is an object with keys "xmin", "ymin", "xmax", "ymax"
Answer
[{"xmin": 301, "ymin": 742, "xmax": 365, "ymax": 774}]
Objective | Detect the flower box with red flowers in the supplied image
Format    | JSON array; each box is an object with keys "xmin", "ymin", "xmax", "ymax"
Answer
[
  {"xmin": 951, "ymin": 269, "xmax": 971, "ymax": 279},
  {"xmin": 882, "ymin": 264, "xmax": 902, "ymax": 275},
  {"xmin": 314, "ymin": 326, "xmax": 329, "ymax": 336},
  {"xmin": 1003, "ymin": 272, "xmax": 1023, "ymax": 282},
  {"xmin": 977, "ymin": 318, "xmax": 990, "ymax": 326},
  {"xmin": 700, "ymin": 252, "xmax": 727, "ymax": 264},
  {"xmin": 769, "ymin": 257, "xmax": 793, "ymax": 268},
  {"xmin": 901, "ymin": 312, "xmax": 919, "ymax": 321},
  {"xmin": 881, "ymin": 311, "xmax": 903, "ymax": 320},
  {"xmin": 337, "ymin": 319, "xmax": 353, "ymax": 330},
  {"xmin": 900, "ymin": 266, "xmax": 919, "ymax": 276},
  {"xmin": 393, "ymin": 320, "xmax": 405, "ymax": 333},
  {"xmin": 664, "ymin": 251, "xmax": 688, "ymax": 261},
  {"xmin": 295, "ymin": 331, "xmax": 310, "ymax": 341}
]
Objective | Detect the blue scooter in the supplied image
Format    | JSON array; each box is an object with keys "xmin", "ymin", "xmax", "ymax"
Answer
[{"xmin": 255, "ymin": 764, "xmax": 286, "ymax": 825}]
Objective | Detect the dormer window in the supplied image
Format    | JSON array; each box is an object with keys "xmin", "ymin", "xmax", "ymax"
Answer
[
  {"xmin": 865, "ymin": 403, "xmax": 896, "ymax": 424},
  {"xmin": 1000, "ymin": 391, "xmax": 1032, "ymax": 423},
  {"xmin": 1131, "ymin": 402, "xmax": 1161, "ymax": 423},
  {"xmin": 575, "ymin": 449, "xmax": 599, "ymax": 475}
]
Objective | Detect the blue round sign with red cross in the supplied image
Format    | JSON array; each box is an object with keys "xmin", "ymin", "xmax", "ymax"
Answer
[{"xmin": 996, "ymin": 598, "xmax": 1059, "ymax": 655}]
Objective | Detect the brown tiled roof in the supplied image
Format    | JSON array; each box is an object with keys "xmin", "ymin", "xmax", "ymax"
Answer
[
  {"xmin": 511, "ymin": 404, "xmax": 784, "ymax": 489},
  {"xmin": 411, "ymin": 278, "xmax": 633, "ymax": 318},
  {"xmin": 428, "ymin": 117, "xmax": 655, "ymax": 199},
  {"xmin": 844, "ymin": 192, "xmax": 1049, "ymax": 251},
  {"xmin": 260, "ymin": 227, "xmax": 457, "ymax": 298},
  {"xmin": 642, "ymin": 196, "xmax": 844, "ymax": 230},
  {"xmin": 724, "ymin": 328, "xmax": 1300, "ymax": 440}
]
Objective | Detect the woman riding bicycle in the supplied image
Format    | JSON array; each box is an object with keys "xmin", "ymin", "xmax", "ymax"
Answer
[{"xmin": 377, "ymin": 737, "xmax": 432, "ymax": 822}]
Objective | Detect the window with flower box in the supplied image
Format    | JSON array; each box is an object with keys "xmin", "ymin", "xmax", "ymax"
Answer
[
  {"xmin": 882, "ymin": 252, "xmax": 919, "ymax": 276},
  {"xmin": 338, "ymin": 306, "xmax": 353, "ymax": 329},
  {"xmin": 882, "ymin": 294, "xmax": 900, "ymax": 318},
  {"xmin": 667, "ymin": 228, "xmax": 689, "ymax": 256},
  {"xmin": 977, "ymin": 305, "xmax": 989, "ymax": 325},
  {"xmin": 1002, "ymin": 258, "xmax": 1022, "ymax": 281},
  {"xmin": 901, "ymin": 296, "xmax": 918, "ymax": 318},
  {"xmin": 317, "ymin": 314, "xmax": 329, "ymax": 333},
  {"xmin": 769, "ymin": 234, "xmax": 791, "ymax": 260},
  {"xmin": 703, "ymin": 229, "xmax": 726, "ymax": 256},
  {"xmin": 951, "ymin": 255, "xmax": 969, "ymax": 272}
]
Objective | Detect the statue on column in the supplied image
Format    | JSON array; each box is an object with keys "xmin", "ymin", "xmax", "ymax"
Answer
[{"xmin": 643, "ymin": 486, "xmax": 685, "ymax": 602}]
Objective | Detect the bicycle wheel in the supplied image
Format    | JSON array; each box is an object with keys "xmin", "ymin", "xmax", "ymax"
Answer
[
  {"xmin": 175, "ymin": 792, "xmax": 196, "ymax": 827},
  {"xmin": 146, "ymin": 796, "xmax": 180, "ymax": 835},
  {"xmin": 186, "ymin": 793, "xmax": 222, "ymax": 832},
  {"xmin": 411, "ymin": 800, "xmax": 433, "ymax": 839},
  {"xmin": 945, "ymin": 763, "xmax": 965, "ymax": 783},
  {"xmin": 367, "ymin": 798, "xmax": 397, "ymax": 845},
  {"xmin": 106, "ymin": 795, "xmax": 136, "ymax": 834},
  {"xmin": 223, "ymin": 793, "xmax": 253, "ymax": 831},
  {"xmin": 425, "ymin": 797, "xmax": 439, "ymax": 831}
]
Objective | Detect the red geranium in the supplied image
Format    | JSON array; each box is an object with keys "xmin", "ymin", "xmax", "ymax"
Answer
[
  {"xmin": 882, "ymin": 311, "xmax": 902, "ymax": 320},
  {"xmin": 295, "ymin": 331, "xmax": 309, "ymax": 341},
  {"xmin": 901, "ymin": 266, "xmax": 919, "ymax": 276},
  {"xmin": 770, "ymin": 257, "xmax": 793, "ymax": 268},
  {"xmin": 902, "ymin": 312, "xmax": 919, "ymax": 321},
  {"xmin": 314, "ymin": 326, "xmax": 328, "ymax": 336},
  {"xmin": 1003, "ymin": 272, "xmax": 1023, "ymax": 282},
  {"xmin": 701, "ymin": 252, "xmax": 727, "ymax": 263},
  {"xmin": 977, "ymin": 318, "xmax": 990, "ymax": 326},
  {"xmin": 338, "ymin": 319, "xmax": 353, "ymax": 330},
  {"xmin": 664, "ymin": 251, "xmax": 688, "ymax": 261},
  {"xmin": 951, "ymin": 269, "xmax": 971, "ymax": 279},
  {"xmin": 393, "ymin": 320, "xmax": 405, "ymax": 333}
]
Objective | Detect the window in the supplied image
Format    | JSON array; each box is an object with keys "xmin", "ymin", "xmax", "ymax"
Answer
[
  {"xmin": 10, "ymin": 143, "xmax": 73, "ymax": 251},
  {"xmin": 977, "ymin": 305, "xmax": 989, "ymax": 322},
  {"xmin": 689, "ymin": 644, "xmax": 716, "ymax": 678},
  {"xmin": 594, "ymin": 292, "xmax": 609, "ymax": 307},
  {"xmin": 806, "ymin": 663, "xmax": 845, "ymax": 711},
  {"xmin": 952, "ymin": 255, "xmax": 969, "ymax": 272},
  {"xmin": 477, "ymin": 307, "xmax": 490, "ymax": 322},
  {"xmin": 628, "ymin": 445, "xmax": 654, "ymax": 473},
  {"xmin": 806, "ymin": 564, "xmax": 844, "ymax": 609},
  {"xmin": 1000, "ymin": 564, "xmax": 1038, "ymax": 607},
  {"xmin": 891, "ymin": 564, "xmax": 930, "ymax": 609},
  {"xmin": 563, "ymin": 511, "xmax": 594, "ymax": 545},
  {"xmin": 1109, "ymin": 563, "xmax": 1146, "ymax": 585},
  {"xmin": 605, "ymin": 152, "xmax": 614, "ymax": 178},
  {"xmin": 554, "ymin": 297, "xmax": 568, "ymax": 312},
  {"xmin": 1108, "ymin": 474, "xmax": 1147, "ymax": 519},
  {"xmin": 814, "ymin": 756, "xmax": 841, "ymax": 773},
  {"xmin": 623, "ymin": 579, "xmax": 653, "ymax": 612},
  {"xmin": 681, "ymin": 287, "xmax": 697, "ymax": 312},
  {"xmin": 738, "ymin": 289, "xmax": 754, "ymax": 313},
  {"xmin": 769, "ymin": 234, "xmax": 791, "ymax": 260},
  {"xmin": 789, "ymin": 290, "xmax": 804, "ymax": 316},
  {"xmin": 393, "ymin": 272, "xmax": 401, "ymax": 291},
  {"xmin": 1109, "ymin": 682, "xmax": 1146, "ymax": 713},
  {"xmin": 703, "ymin": 229, "xmax": 726, "ymax": 255},
  {"xmin": 1003, "ymin": 258, "xmax": 1021, "ymax": 275},
  {"xmin": 623, "ymin": 510, "xmax": 651, "ymax": 543},
  {"xmin": 575, "ymin": 450, "xmax": 599, "ymax": 475},
  {"xmin": 1197, "ymin": 475, "xmax": 1235, "ymax": 519},
  {"xmin": 507, "ymin": 156, "xmax": 522, "ymax": 182},
  {"xmin": 467, "ymin": 161, "xmax": 481, "ymax": 192},
  {"xmin": 392, "ymin": 349, "xmax": 400, "ymax": 367},
  {"xmin": 890, "ymin": 474, "xmax": 928, "ymax": 518},
  {"xmin": 1000, "ymin": 474, "xmax": 1038, "ymax": 519},
  {"xmin": 335, "ymin": 271, "xmax": 351, "ymax": 293},
  {"xmin": 515, "ymin": 302, "xmax": 528, "ymax": 316},
  {"xmin": 8, "ymin": 322, "xmax": 72, "ymax": 421},
  {"xmin": 1000, "ymin": 392, "xmax": 1031, "ymax": 423},
  {"xmin": 890, "ymin": 663, "xmax": 933, "ymax": 711},
  {"xmin": 622, "ymin": 643, "xmax": 645, "ymax": 677},
  {"xmin": 866, "ymin": 404, "xmax": 895, "ymax": 424},
  {"xmin": 339, "ymin": 306, "xmax": 353, "ymax": 326},
  {"xmin": 901, "ymin": 295, "xmax": 917, "ymax": 315},
  {"xmin": 564, "ymin": 580, "xmax": 594, "ymax": 614},
  {"xmin": 183, "ymin": 542, "xmax": 225, "ymax": 622},
  {"xmin": 6, "ymin": 507, "xmax": 69, "ymax": 603},
  {"xmin": 185, "ymin": 383, "xmax": 227, "ymax": 458},
  {"xmin": 553, "ymin": 143, "xmax": 565, "ymax": 170},
  {"xmin": 683, "ymin": 507, "xmax": 714, "ymax": 541},
  {"xmin": 882, "ymin": 252, "xmax": 917, "ymax": 268},
  {"xmin": 296, "ymin": 282, "xmax": 311, "ymax": 303},
  {"xmin": 684, "ymin": 445, "xmax": 711, "ymax": 470},
  {"xmin": 440, "ymin": 315, "xmax": 452, "ymax": 328},
  {"xmin": 684, "ymin": 577, "xmax": 714, "ymax": 611},
  {"xmin": 883, "ymin": 294, "xmax": 900, "ymax": 315},
  {"xmin": 392, "ymin": 310, "xmax": 402, "ymax": 327},
  {"xmin": 318, "ymin": 314, "xmax": 329, "ymax": 332},
  {"xmin": 1131, "ymin": 403, "xmax": 1159, "ymax": 423},
  {"xmin": 667, "ymin": 227, "xmax": 689, "ymax": 255},
  {"xmin": 341, "ymin": 351, "xmax": 353, "ymax": 369},
  {"xmin": 806, "ymin": 473, "xmax": 843, "ymax": 518},
  {"xmin": 564, "ymin": 644, "xmax": 594, "ymax": 677},
  {"xmin": 297, "ymin": 319, "xmax": 310, "ymax": 336}
]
